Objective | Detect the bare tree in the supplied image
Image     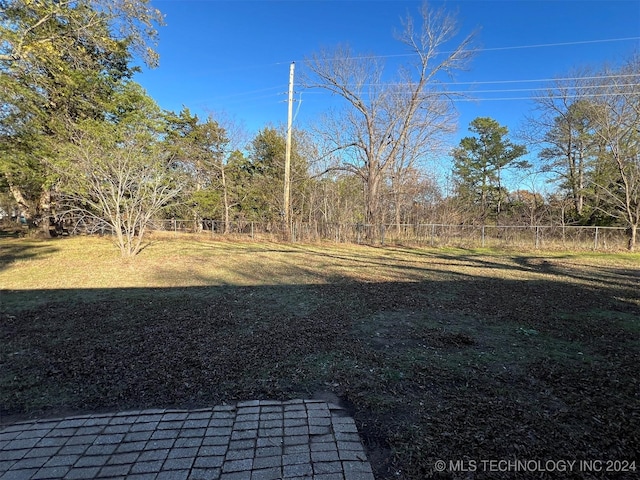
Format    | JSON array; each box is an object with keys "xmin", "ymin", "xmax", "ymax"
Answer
[
  {"xmin": 58, "ymin": 123, "xmax": 185, "ymax": 257},
  {"xmin": 56, "ymin": 84, "xmax": 185, "ymax": 257},
  {"xmin": 304, "ymin": 2, "xmax": 474, "ymax": 230},
  {"xmin": 589, "ymin": 56, "xmax": 640, "ymax": 250},
  {"xmin": 526, "ymin": 72, "xmax": 600, "ymax": 219}
]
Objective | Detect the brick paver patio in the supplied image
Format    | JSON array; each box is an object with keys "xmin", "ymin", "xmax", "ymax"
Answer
[{"xmin": 0, "ymin": 400, "xmax": 375, "ymax": 479}]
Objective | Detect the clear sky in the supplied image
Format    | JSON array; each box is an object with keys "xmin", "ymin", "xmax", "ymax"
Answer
[{"xmin": 135, "ymin": 0, "xmax": 639, "ymax": 169}]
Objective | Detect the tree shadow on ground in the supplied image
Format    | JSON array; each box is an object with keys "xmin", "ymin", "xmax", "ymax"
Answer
[{"xmin": 0, "ymin": 240, "xmax": 59, "ymax": 273}]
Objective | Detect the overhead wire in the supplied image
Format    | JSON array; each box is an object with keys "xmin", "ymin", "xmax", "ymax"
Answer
[
  {"xmin": 451, "ymin": 92, "xmax": 640, "ymax": 102},
  {"xmin": 187, "ymin": 86, "xmax": 285, "ymax": 110},
  {"xmin": 337, "ymin": 73, "xmax": 640, "ymax": 88},
  {"xmin": 172, "ymin": 37, "xmax": 639, "ymax": 84},
  {"xmin": 306, "ymin": 37, "xmax": 640, "ymax": 61},
  {"xmin": 296, "ymin": 82, "xmax": 640, "ymax": 103},
  {"xmin": 196, "ymin": 36, "xmax": 640, "ymax": 109}
]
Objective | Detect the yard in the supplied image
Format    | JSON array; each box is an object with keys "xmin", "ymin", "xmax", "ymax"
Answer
[{"xmin": 1, "ymin": 234, "xmax": 638, "ymax": 479}]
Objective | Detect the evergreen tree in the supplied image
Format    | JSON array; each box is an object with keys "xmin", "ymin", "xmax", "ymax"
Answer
[
  {"xmin": 452, "ymin": 117, "xmax": 528, "ymax": 223},
  {"xmin": 0, "ymin": 0, "xmax": 162, "ymax": 234}
]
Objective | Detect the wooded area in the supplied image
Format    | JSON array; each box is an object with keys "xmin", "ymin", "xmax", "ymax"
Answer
[{"xmin": 1, "ymin": 0, "xmax": 638, "ymax": 254}]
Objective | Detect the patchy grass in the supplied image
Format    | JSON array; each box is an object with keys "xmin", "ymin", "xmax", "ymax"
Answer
[{"xmin": 1, "ymin": 235, "xmax": 639, "ymax": 479}]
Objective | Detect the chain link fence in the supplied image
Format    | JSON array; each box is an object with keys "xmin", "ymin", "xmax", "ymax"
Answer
[{"xmin": 147, "ymin": 219, "xmax": 630, "ymax": 251}]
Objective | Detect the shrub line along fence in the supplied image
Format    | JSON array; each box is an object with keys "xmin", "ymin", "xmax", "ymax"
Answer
[{"xmin": 146, "ymin": 220, "xmax": 629, "ymax": 251}]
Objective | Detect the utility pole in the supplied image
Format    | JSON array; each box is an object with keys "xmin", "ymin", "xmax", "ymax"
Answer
[{"xmin": 284, "ymin": 61, "xmax": 295, "ymax": 241}]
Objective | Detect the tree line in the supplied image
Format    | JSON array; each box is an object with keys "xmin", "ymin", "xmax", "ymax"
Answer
[{"xmin": 1, "ymin": 1, "xmax": 638, "ymax": 254}]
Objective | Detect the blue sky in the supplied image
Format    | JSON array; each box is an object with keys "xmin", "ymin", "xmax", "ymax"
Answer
[{"xmin": 136, "ymin": 0, "xmax": 639, "ymax": 178}]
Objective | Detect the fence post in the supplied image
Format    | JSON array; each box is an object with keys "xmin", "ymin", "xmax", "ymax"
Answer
[
  {"xmin": 481, "ymin": 225, "xmax": 485, "ymax": 248},
  {"xmin": 594, "ymin": 226, "xmax": 599, "ymax": 250},
  {"xmin": 535, "ymin": 226, "xmax": 540, "ymax": 249},
  {"xmin": 431, "ymin": 224, "xmax": 435, "ymax": 247},
  {"xmin": 251, "ymin": 222, "xmax": 254, "ymax": 240},
  {"xmin": 380, "ymin": 224, "xmax": 385, "ymax": 246}
]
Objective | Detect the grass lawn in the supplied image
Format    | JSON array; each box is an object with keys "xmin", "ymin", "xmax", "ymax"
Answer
[{"xmin": 1, "ymin": 234, "xmax": 639, "ymax": 479}]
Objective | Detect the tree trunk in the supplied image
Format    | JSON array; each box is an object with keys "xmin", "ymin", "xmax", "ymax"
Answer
[
  {"xmin": 577, "ymin": 150, "xmax": 585, "ymax": 216},
  {"xmin": 394, "ymin": 191, "xmax": 402, "ymax": 234},
  {"xmin": 38, "ymin": 189, "xmax": 52, "ymax": 237},
  {"xmin": 496, "ymin": 167, "xmax": 503, "ymax": 226},
  {"xmin": 7, "ymin": 181, "xmax": 34, "ymax": 222},
  {"xmin": 194, "ymin": 182, "xmax": 203, "ymax": 233},
  {"xmin": 221, "ymin": 164, "xmax": 230, "ymax": 234},
  {"xmin": 629, "ymin": 225, "xmax": 637, "ymax": 251},
  {"xmin": 365, "ymin": 173, "xmax": 381, "ymax": 227},
  {"xmin": 6, "ymin": 177, "xmax": 53, "ymax": 236}
]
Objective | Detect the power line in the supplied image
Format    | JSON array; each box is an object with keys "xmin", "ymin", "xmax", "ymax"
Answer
[
  {"xmin": 155, "ymin": 37, "xmax": 640, "ymax": 77},
  {"xmin": 204, "ymin": 86, "xmax": 283, "ymax": 101},
  {"xmin": 299, "ymin": 82, "xmax": 640, "ymax": 96},
  {"xmin": 404, "ymin": 83, "xmax": 639, "ymax": 95},
  {"xmin": 467, "ymin": 37, "xmax": 640, "ymax": 53},
  {"xmin": 177, "ymin": 38, "xmax": 639, "ymax": 111},
  {"xmin": 450, "ymin": 92, "xmax": 640, "ymax": 102},
  {"xmin": 191, "ymin": 76, "xmax": 639, "ymax": 111},
  {"xmin": 419, "ymin": 73, "xmax": 639, "ymax": 87},
  {"xmin": 446, "ymin": 84, "xmax": 639, "ymax": 95},
  {"xmin": 300, "ymin": 74, "xmax": 639, "ymax": 90},
  {"xmin": 301, "ymin": 37, "xmax": 640, "ymax": 62},
  {"xmin": 203, "ymin": 84, "xmax": 639, "ymax": 110}
]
